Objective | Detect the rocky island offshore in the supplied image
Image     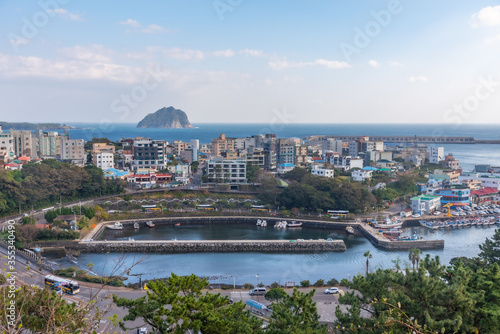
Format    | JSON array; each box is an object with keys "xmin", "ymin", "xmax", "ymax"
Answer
[{"xmin": 137, "ymin": 106, "xmax": 193, "ymax": 128}]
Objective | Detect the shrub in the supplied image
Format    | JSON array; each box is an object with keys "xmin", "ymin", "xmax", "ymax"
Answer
[
  {"xmin": 270, "ymin": 281, "xmax": 281, "ymax": 289},
  {"xmin": 300, "ymin": 280, "xmax": 310, "ymax": 287},
  {"xmin": 0, "ymin": 274, "xmax": 6, "ymax": 285},
  {"xmin": 313, "ymin": 279, "xmax": 325, "ymax": 287},
  {"xmin": 243, "ymin": 283, "xmax": 254, "ymax": 290},
  {"xmin": 265, "ymin": 288, "xmax": 287, "ymax": 302},
  {"xmin": 326, "ymin": 278, "xmax": 339, "ymax": 286}
]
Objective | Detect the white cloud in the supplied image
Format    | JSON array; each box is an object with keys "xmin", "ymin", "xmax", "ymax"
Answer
[
  {"xmin": 471, "ymin": 6, "xmax": 500, "ymax": 27},
  {"xmin": 162, "ymin": 48, "xmax": 205, "ymax": 60},
  {"xmin": 368, "ymin": 60, "xmax": 380, "ymax": 68},
  {"xmin": 269, "ymin": 59, "xmax": 350, "ymax": 70},
  {"xmin": 389, "ymin": 61, "xmax": 403, "ymax": 67},
  {"xmin": 240, "ymin": 49, "xmax": 264, "ymax": 57},
  {"xmin": 47, "ymin": 8, "xmax": 83, "ymax": 21},
  {"xmin": 58, "ymin": 45, "xmax": 114, "ymax": 63},
  {"xmin": 407, "ymin": 76, "xmax": 428, "ymax": 83},
  {"xmin": 120, "ymin": 19, "xmax": 141, "ymax": 28},
  {"xmin": 212, "ymin": 49, "xmax": 236, "ymax": 57},
  {"xmin": 120, "ymin": 19, "xmax": 169, "ymax": 34},
  {"xmin": 484, "ymin": 34, "xmax": 500, "ymax": 44}
]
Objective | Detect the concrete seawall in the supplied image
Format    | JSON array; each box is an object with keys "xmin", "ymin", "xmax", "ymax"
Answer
[{"xmin": 78, "ymin": 239, "xmax": 346, "ymax": 253}]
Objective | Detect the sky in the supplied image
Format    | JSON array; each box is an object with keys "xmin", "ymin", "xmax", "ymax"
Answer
[{"xmin": 1, "ymin": 0, "xmax": 500, "ymax": 124}]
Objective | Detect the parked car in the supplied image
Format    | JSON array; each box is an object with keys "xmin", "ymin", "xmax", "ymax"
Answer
[
  {"xmin": 412, "ymin": 213, "xmax": 421, "ymax": 218},
  {"xmin": 324, "ymin": 287, "xmax": 339, "ymax": 294},
  {"xmin": 433, "ymin": 211, "xmax": 441, "ymax": 216}
]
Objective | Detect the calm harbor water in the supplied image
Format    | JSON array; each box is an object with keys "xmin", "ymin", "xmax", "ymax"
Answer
[{"xmin": 51, "ymin": 223, "xmax": 499, "ymax": 285}]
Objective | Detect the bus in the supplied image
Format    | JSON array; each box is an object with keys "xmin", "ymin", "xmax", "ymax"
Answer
[
  {"xmin": 251, "ymin": 205, "xmax": 269, "ymax": 212},
  {"xmin": 327, "ymin": 210, "xmax": 349, "ymax": 219},
  {"xmin": 141, "ymin": 205, "xmax": 161, "ymax": 212},
  {"xmin": 196, "ymin": 204, "xmax": 216, "ymax": 211},
  {"xmin": 44, "ymin": 274, "xmax": 80, "ymax": 295}
]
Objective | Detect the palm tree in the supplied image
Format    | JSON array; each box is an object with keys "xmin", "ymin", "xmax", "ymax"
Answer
[
  {"xmin": 364, "ymin": 251, "xmax": 372, "ymax": 275},
  {"xmin": 409, "ymin": 248, "xmax": 422, "ymax": 270}
]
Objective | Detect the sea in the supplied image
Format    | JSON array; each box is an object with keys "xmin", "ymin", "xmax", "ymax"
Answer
[{"xmin": 67, "ymin": 122, "xmax": 500, "ymax": 171}]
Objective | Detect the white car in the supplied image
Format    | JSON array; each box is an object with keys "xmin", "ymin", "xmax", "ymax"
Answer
[
  {"xmin": 433, "ymin": 211, "xmax": 441, "ymax": 216},
  {"xmin": 324, "ymin": 287, "xmax": 339, "ymax": 294},
  {"xmin": 412, "ymin": 214, "xmax": 421, "ymax": 218}
]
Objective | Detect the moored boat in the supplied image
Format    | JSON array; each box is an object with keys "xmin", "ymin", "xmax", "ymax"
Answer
[
  {"xmin": 107, "ymin": 222, "xmax": 123, "ymax": 230},
  {"xmin": 345, "ymin": 226, "xmax": 354, "ymax": 234},
  {"xmin": 288, "ymin": 221, "xmax": 303, "ymax": 228},
  {"xmin": 372, "ymin": 217, "xmax": 403, "ymax": 229},
  {"xmin": 146, "ymin": 221, "xmax": 155, "ymax": 228},
  {"xmin": 133, "ymin": 222, "xmax": 140, "ymax": 230}
]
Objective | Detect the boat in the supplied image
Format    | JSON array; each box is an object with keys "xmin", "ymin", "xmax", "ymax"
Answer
[
  {"xmin": 371, "ymin": 217, "xmax": 403, "ymax": 229},
  {"xmin": 345, "ymin": 226, "xmax": 354, "ymax": 234},
  {"xmin": 256, "ymin": 219, "xmax": 262, "ymax": 226},
  {"xmin": 288, "ymin": 221, "xmax": 303, "ymax": 228},
  {"xmin": 274, "ymin": 221, "xmax": 287, "ymax": 229},
  {"xmin": 260, "ymin": 220, "xmax": 267, "ymax": 227},
  {"xmin": 146, "ymin": 221, "xmax": 155, "ymax": 228},
  {"xmin": 106, "ymin": 222, "xmax": 123, "ymax": 230},
  {"xmin": 175, "ymin": 223, "xmax": 181, "ymax": 227},
  {"xmin": 134, "ymin": 222, "xmax": 140, "ymax": 230},
  {"xmin": 383, "ymin": 228, "xmax": 402, "ymax": 236}
]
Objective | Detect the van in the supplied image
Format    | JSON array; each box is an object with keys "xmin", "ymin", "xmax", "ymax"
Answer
[{"xmin": 249, "ymin": 287, "xmax": 266, "ymax": 296}]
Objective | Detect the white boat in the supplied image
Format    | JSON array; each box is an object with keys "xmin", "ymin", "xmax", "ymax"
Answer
[
  {"xmin": 107, "ymin": 222, "xmax": 123, "ymax": 230},
  {"xmin": 288, "ymin": 221, "xmax": 303, "ymax": 228},
  {"xmin": 256, "ymin": 219, "xmax": 262, "ymax": 226},
  {"xmin": 261, "ymin": 220, "xmax": 267, "ymax": 227},
  {"xmin": 372, "ymin": 217, "xmax": 403, "ymax": 229},
  {"xmin": 134, "ymin": 222, "xmax": 140, "ymax": 230},
  {"xmin": 345, "ymin": 226, "xmax": 354, "ymax": 234},
  {"xmin": 146, "ymin": 221, "xmax": 155, "ymax": 228}
]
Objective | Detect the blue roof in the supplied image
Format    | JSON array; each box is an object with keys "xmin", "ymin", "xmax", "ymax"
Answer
[
  {"xmin": 363, "ymin": 167, "xmax": 378, "ymax": 171},
  {"xmin": 104, "ymin": 168, "xmax": 130, "ymax": 177},
  {"xmin": 280, "ymin": 163, "xmax": 295, "ymax": 167},
  {"xmin": 246, "ymin": 300, "xmax": 267, "ymax": 310}
]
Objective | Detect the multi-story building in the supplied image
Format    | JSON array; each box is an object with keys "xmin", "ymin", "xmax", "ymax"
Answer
[
  {"xmin": 0, "ymin": 126, "xmax": 14, "ymax": 164},
  {"xmin": 428, "ymin": 146, "xmax": 444, "ymax": 164},
  {"xmin": 322, "ymin": 138, "xmax": 343, "ymax": 154},
  {"xmin": 173, "ymin": 140, "xmax": 187, "ymax": 157},
  {"xmin": 211, "ymin": 134, "xmax": 235, "ymax": 157},
  {"xmin": 246, "ymin": 148, "xmax": 266, "ymax": 169},
  {"xmin": 127, "ymin": 171, "xmax": 172, "ymax": 188},
  {"xmin": 471, "ymin": 188, "xmax": 498, "ymax": 205},
  {"xmin": 38, "ymin": 131, "xmax": 61, "ymax": 158},
  {"xmin": 132, "ymin": 138, "xmax": 167, "ymax": 170},
  {"xmin": 11, "ymin": 130, "xmax": 34, "ymax": 158},
  {"xmin": 433, "ymin": 185, "xmax": 471, "ymax": 207},
  {"xmin": 311, "ymin": 166, "xmax": 334, "ymax": 178},
  {"xmin": 458, "ymin": 172, "xmax": 500, "ymax": 190},
  {"xmin": 329, "ymin": 155, "xmax": 363, "ymax": 170},
  {"xmin": 295, "ymin": 145, "xmax": 308, "ymax": 166},
  {"xmin": 60, "ymin": 138, "xmax": 85, "ymax": 165},
  {"xmin": 351, "ymin": 169, "xmax": 373, "ymax": 182},
  {"xmin": 411, "ymin": 195, "xmax": 441, "ymax": 214},
  {"xmin": 92, "ymin": 143, "xmax": 115, "ymax": 170},
  {"xmin": 276, "ymin": 139, "xmax": 296, "ymax": 165},
  {"xmin": 206, "ymin": 157, "xmax": 246, "ymax": 183},
  {"xmin": 443, "ymin": 154, "xmax": 460, "ymax": 169}
]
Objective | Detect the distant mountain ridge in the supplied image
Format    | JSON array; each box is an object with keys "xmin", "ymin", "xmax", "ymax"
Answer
[
  {"xmin": 0, "ymin": 122, "xmax": 74, "ymax": 130},
  {"xmin": 137, "ymin": 107, "xmax": 193, "ymax": 128}
]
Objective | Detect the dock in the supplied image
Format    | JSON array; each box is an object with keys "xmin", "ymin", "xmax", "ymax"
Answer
[{"xmin": 358, "ymin": 222, "xmax": 444, "ymax": 250}]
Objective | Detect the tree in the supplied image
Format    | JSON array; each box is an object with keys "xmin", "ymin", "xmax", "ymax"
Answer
[
  {"xmin": 267, "ymin": 289, "xmax": 327, "ymax": 334},
  {"xmin": 408, "ymin": 248, "xmax": 422, "ymax": 270},
  {"xmin": 113, "ymin": 273, "xmax": 262, "ymax": 334},
  {"xmin": 246, "ymin": 163, "xmax": 260, "ymax": 182},
  {"xmin": 479, "ymin": 228, "xmax": 500, "ymax": 265},
  {"xmin": 265, "ymin": 288, "xmax": 288, "ymax": 302},
  {"xmin": 364, "ymin": 251, "xmax": 373, "ymax": 275}
]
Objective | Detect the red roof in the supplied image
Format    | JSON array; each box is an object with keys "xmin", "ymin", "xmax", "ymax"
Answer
[
  {"xmin": 471, "ymin": 188, "xmax": 498, "ymax": 196},
  {"xmin": 18, "ymin": 156, "xmax": 30, "ymax": 161},
  {"xmin": 312, "ymin": 157, "xmax": 322, "ymax": 161},
  {"xmin": 4, "ymin": 163, "xmax": 19, "ymax": 167}
]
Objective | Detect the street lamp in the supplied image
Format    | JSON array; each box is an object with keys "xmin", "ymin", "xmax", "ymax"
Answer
[{"xmin": 256, "ymin": 274, "xmax": 260, "ymax": 302}]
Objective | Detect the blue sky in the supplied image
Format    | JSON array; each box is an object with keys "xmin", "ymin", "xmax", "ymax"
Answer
[{"xmin": 1, "ymin": 0, "xmax": 500, "ymax": 124}]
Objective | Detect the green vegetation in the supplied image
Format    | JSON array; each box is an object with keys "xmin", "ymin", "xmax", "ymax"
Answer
[
  {"xmin": 12, "ymin": 225, "xmax": 79, "ymax": 248},
  {"xmin": 265, "ymin": 288, "xmax": 288, "ymax": 302},
  {"xmin": 0, "ymin": 161, "xmax": 124, "ymax": 217},
  {"xmin": 335, "ymin": 234, "xmax": 500, "ymax": 333},
  {"xmin": 0, "ymin": 121, "xmax": 72, "ymax": 130},
  {"xmin": 55, "ymin": 267, "xmax": 125, "ymax": 287},
  {"xmin": 277, "ymin": 168, "xmax": 376, "ymax": 214},
  {"xmin": 246, "ymin": 163, "xmax": 260, "ymax": 182},
  {"xmin": 113, "ymin": 273, "xmax": 262, "ymax": 333}
]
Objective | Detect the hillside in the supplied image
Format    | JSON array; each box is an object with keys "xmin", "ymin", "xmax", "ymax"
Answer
[{"xmin": 136, "ymin": 107, "xmax": 193, "ymax": 128}]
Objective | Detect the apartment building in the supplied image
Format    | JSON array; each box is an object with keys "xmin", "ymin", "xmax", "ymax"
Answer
[
  {"xmin": 206, "ymin": 157, "xmax": 246, "ymax": 183},
  {"xmin": 60, "ymin": 138, "xmax": 85, "ymax": 165},
  {"xmin": 132, "ymin": 138, "xmax": 167, "ymax": 170}
]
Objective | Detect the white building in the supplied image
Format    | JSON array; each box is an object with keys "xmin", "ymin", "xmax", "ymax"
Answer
[
  {"xmin": 458, "ymin": 173, "xmax": 500, "ymax": 190},
  {"xmin": 322, "ymin": 138, "xmax": 343, "ymax": 154},
  {"xmin": 411, "ymin": 195, "xmax": 441, "ymax": 214},
  {"xmin": 207, "ymin": 157, "xmax": 247, "ymax": 183},
  {"xmin": 329, "ymin": 155, "xmax": 363, "ymax": 171},
  {"xmin": 428, "ymin": 147, "xmax": 444, "ymax": 164},
  {"xmin": 351, "ymin": 169, "xmax": 373, "ymax": 182},
  {"xmin": 94, "ymin": 152, "xmax": 114, "ymax": 169},
  {"xmin": 311, "ymin": 166, "xmax": 334, "ymax": 178},
  {"xmin": 0, "ymin": 126, "xmax": 14, "ymax": 163}
]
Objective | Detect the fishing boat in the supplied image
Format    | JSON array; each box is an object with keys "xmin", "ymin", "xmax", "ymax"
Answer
[
  {"xmin": 146, "ymin": 221, "xmax": 155, "ymax": 228},
  {"xmin": 133, "ymin": 222, "xmax": 140, "ymax": 230},
  {"xmin": 106, "ymin": 222, "xmax": 123, "ymax": 230},
  {"xmin": 288, "ymin": 221, "xmax": 303, "ymax": 228},
  {"xmin": 260, "ymin": 220, "xmax": 267, "ymax": 227},
  {"xmin": 383, "ymin": 228, "xmax": 403, "ymax": 236},
  {"xmin": 256, "ymin": 219, "xmax": 262, "ymax": 226},
  {"xmin": 175, "ymin": 223, "xmax": 181, "ymax": 227},
  {"xmin": 345, "ymin": 226, "xmax": 355, "ymax": 234},
  {"xmin": 371, "ymin": 217, "xmax": 403, "ymax": 229}
]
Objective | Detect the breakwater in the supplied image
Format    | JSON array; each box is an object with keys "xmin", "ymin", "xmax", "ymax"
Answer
[
  {"xmin": 308, "ymin": 135, "xmax": 491, "ymax": 144},
  {"xmin": 78, "ymin": 239, "xmax": 346, "ymax": 253}
]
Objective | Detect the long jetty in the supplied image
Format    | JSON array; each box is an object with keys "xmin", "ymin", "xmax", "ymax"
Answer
[{"xmin": 307, "ymin": 135, "xmax": 500, "ymax": 144}]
